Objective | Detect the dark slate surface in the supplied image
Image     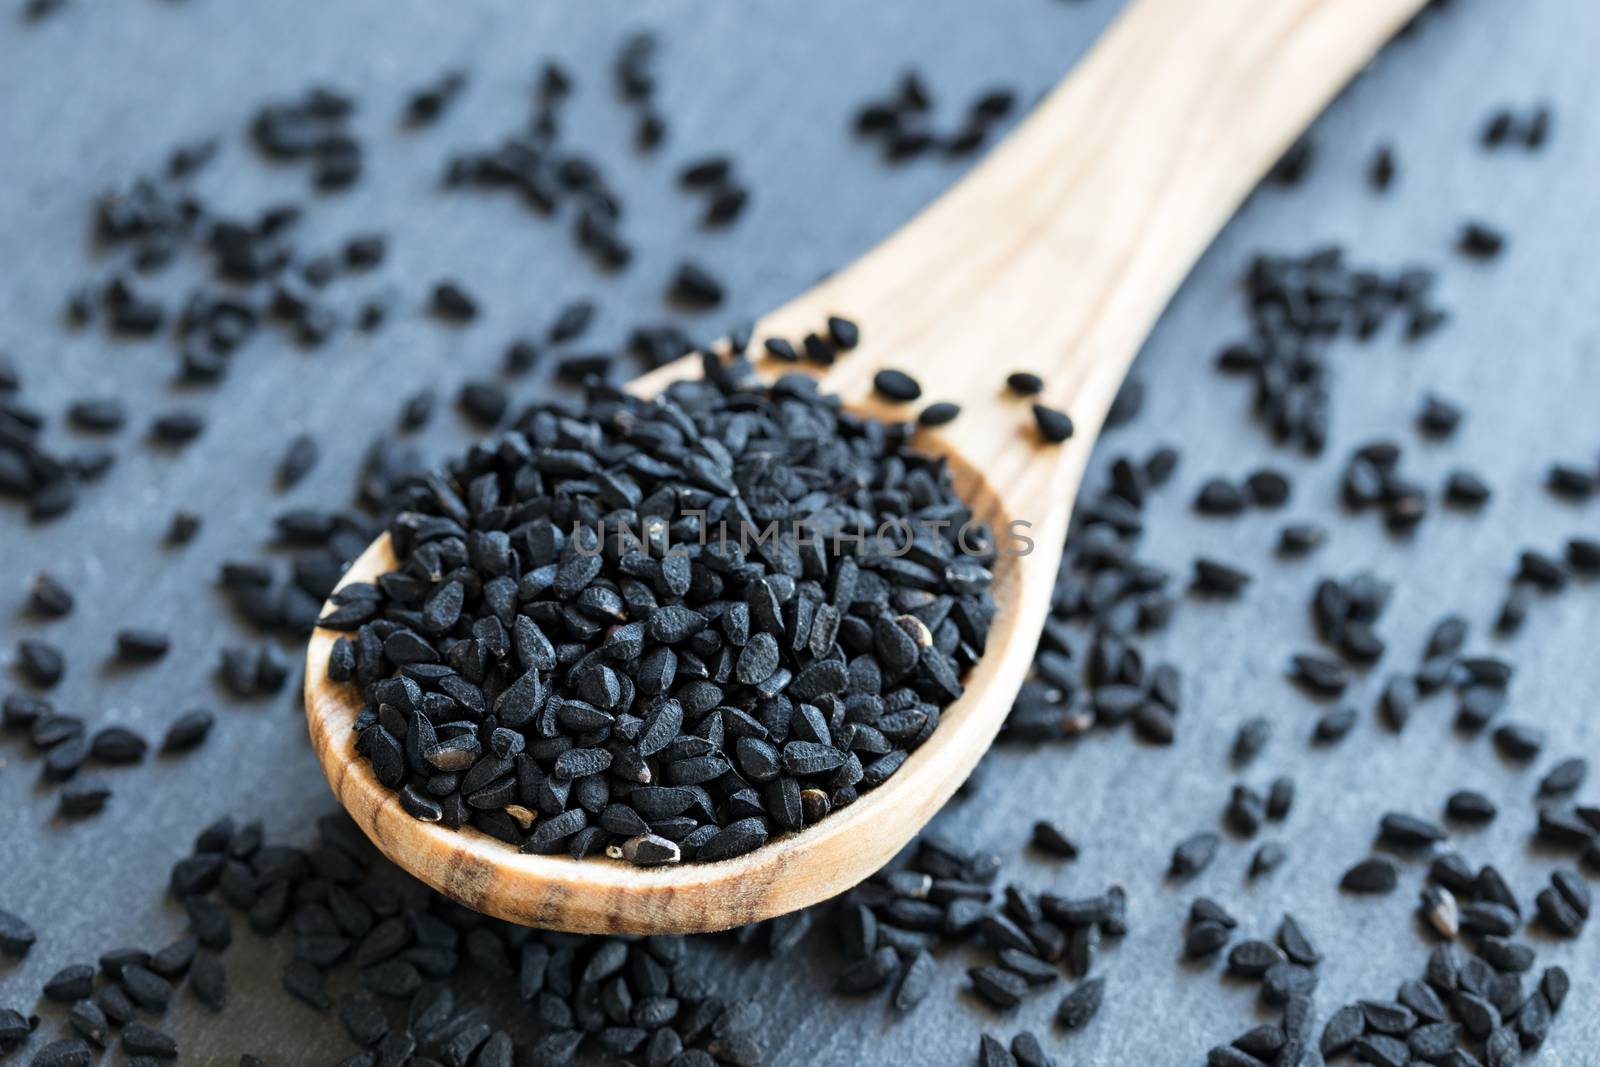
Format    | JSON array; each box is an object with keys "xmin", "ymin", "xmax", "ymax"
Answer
[{"xmin": 3, "ymin": 1, "xmax": 1599, "ymax": 1064}]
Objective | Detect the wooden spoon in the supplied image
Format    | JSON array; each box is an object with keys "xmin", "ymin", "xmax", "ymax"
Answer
[{"xmin": 306, "ymin": 0, "xmax": 1428, "ymax": 934}]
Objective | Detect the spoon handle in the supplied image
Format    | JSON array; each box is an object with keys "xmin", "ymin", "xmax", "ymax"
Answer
[{"xmin": 760, "ymin": 0, "xmax": 1430, "ymax": 520}]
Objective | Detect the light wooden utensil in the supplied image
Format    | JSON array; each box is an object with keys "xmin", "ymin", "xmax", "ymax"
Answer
[{"xmin": 306, "ymin": 0, "xmax": 1429, "ymax": 934}]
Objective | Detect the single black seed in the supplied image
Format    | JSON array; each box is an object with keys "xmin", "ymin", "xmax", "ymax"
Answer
[
  {"xmin": 1185, "ymin": 920, "xmax": 1231, "ymax": 958},
  {"xmin": 1341, "ymin": 856, "xmax": 1399, "ymax": 893},
  {"xmin": 150, "ymin": 410, "xmax": 205, "ymax": 444},
  {"xmin": 17, "ymin": 637, "xmax": 65, "ymax": 687},
  {"xmin": 28, "ymin": 572, "xmax": 74, "ymax": 617},
  {"xmin": 1010, "ymin": 1030, "xmax": 1053, "ymax": 1067},
  {"xmin": 1250, "ymin": 842, "xmax": 1287, "ymax": 878},
  {"xmin": 978, "ymin": 1034, "xmax": 1018, "ymax": 1067},
  {"xmin": 1227, "ymin": 939, "xmax": 1287, "ymax": 978},
  {"xmin": 1195, "ymin": 478, "xmax": 1247, "ymax": 515},
  {"xmin": 45, "ymin": 963, "xmax": 95, "ymax": 1001},
  {"xmin": 1005, "ymin": 372, "xmax": 1044, "ymax": 396},
  {"xmin": 1030, "ymin": 821, "xmax": 1078, "ymax": 859},
  {"xmin": 1539, "ymin": 757, "xmax": 1587, "ymax": 796},
  {"xmin": 1320, "ymin": 1005, "xmax": 1365, "ymax": 1056},
  {"xmin": 1277, "ymin": 522, "xmax": 1327, "ymax": 556},
  {"xmin": 669, "ymin": 262, "xmax": 724, "ymax": 308},
  {"xmin": 1368, "ymin": 144, "xmax": 1397, "ymax": 191},
  {"xmin": 1193, "ymin": 558, "xmax": 1251, "ymax": 596},
  {"xmin": 456, "ymin": 380, "xmax": 508, "ymax": 426},
  {"xmin": 430, "ymin": 280, "xmax": 478, "ymax": 321},
  {"xmin": 872, "ymin": 369, "xmax": 922, "ymax": 402},
  {"xmin": 0, "ymin": 907, "xmax": 36, "ymax": 956},
  {"xmin": 165, "ymin": 511, "xmax": 201, "ymax": 545},
  {"xmin": 116, "ymin": 628, "xmax": 170, "ymax": 661},
  {"xmin": 276, "ymin": 434, "xmax": 320, "ymax": 489},
  {"xmin": 918, "ymin": 401, "xmax": 961, "ymax": 427},
  {"xmin": 1031, "ymin": 404, "xmax": 1073, "ymax": 443},
  {"xmin": 1313, "ymin": 705, "xmax": 1357, "ymax": 744},
  {"xmin": 162, "ymin": 708, "xmax": 215, "ymax": 752},
  {"xmin": 1055, "ymin": 977, "xmax": 1104, "ymax": 1029},
  {"xmin": 1446, "ymin": 790, "xmax": 1497, "ymax": 822},
  {"xmin": 1417, "ymin": 393, "xmax": 1462, "ymax": 437},
  {"xmin": 1457, "ymin": 221, "xmax": 1506, "ymax": 260},
  {"xmin": 969, "ymin": 965, "xmax": 1028, "ymax": 1008},
  {"xmin": 1170, "ymin": 832, "xmax": 1219, "ymax": 878},
  {"xmin": 1492, "ymin": 722, "xmax": 1544, "ymax": 761},
  {"xmin": 1379, "ymin": 812, "xmax": 1446, "ymax": 848}
]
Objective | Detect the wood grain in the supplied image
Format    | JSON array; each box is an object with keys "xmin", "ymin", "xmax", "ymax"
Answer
[{"xmin": 305, "ymin": 0, "xmax": 1429, "ymax": 933}]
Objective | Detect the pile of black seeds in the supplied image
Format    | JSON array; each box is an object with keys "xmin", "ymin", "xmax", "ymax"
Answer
[
  {"xmin": 1214, "ymin": 249, "xmax": 1448, "ymax": 455},
  {"xmin": 324, "ymin": 354, "xmax": 998, "ymax": 863},
  {"xmin": 1001, "ymin": 438, "xmax": 1190, "ymax": 749},
  {"xmin": 1, "ymin": 810, "xmax": 776, "ymax": 1067},
  {"xmin": 851, "ymin": 72, "xmax": 1019, "ymax": 163}
]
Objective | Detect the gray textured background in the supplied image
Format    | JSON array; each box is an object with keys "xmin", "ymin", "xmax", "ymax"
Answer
[{"xmin": 3, "ymin": 0, "xmax": 1600, "ymax": 1064}]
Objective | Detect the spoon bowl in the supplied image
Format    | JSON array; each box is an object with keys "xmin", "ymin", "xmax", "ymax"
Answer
[
  {"xmin": 306, "ymin": 0, "xmax": 1430, "ymax": 933},
  {"xmin": 306, "ymin": 437, "xmax": 1038, "ymax": 934}
]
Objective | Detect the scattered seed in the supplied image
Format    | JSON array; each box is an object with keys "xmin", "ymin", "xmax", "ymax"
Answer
[{"xmin": 873, "ymin": 369, "xmax": 922, "ymax": 402}]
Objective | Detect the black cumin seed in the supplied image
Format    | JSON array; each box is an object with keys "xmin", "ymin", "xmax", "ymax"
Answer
[
  {"xmin": 917, "ymin": 401, "xmax": 961, "ymax": 427},
  {"xmin": 150, "ymin": 410, "xmax": 205, "ymax": 444},
  {"xmin": 1482, "ymin": 108, "xmax": 1514, "ymax": 147},
  {"xmin": 678, "ymin": 156, "xmax": 730, "ymax": 187},
  {"xmin": 1539, "ymin": 757, "xmax": 1587, "ymax": 796},
  {"xmin": 1031, "ymin": 404, "xmax": 1073, "ymax": 443},
  {"xmin": 872, "ymin": 369, "xmax": 922, "ymax": 402},
  {"xmin": 1227, "ymin": 939, "xmax": 1286, "ymax": 978},
  {"xmin": 1445, "ymin": 790, "xmax": 1497, "ymax": 822},
  {"xmin": 430, "ymin": 280, "xmax": 478, "ymax": 321},
  {"xmin": 762, "ymin": 337, "xmax": 798, "ymax": 362},
  {"xmin": 801, "ymin": 332, "xmax": 836, "ymax": 364},
  {"xmin": 1244, "ymin": 469, "xmax": 1290, "ymax": 507},
  {"xmin": 165, "ymin": 510, "xmax": 201, "ymax": 545},
  {"xmin": 1457, "ymin": 221, "xmax": 1505, "ymax": 260},
  {"xmin": 67, "ymin": 396, "xmax": 127, "ymax": 432},
  {"xmin": 28, "ymin": 572, "xmax": 74, "ymax": 617},
  {"xmin": 276, "ymin": 434, "xmax": 319, "ymax": 489},
  {"xmin": 668, "ymin": 262, "xmax": 724, "ymax": 308},
  {"xmin": 1277, "ymin": 522, "xmax": 1327, "ymax": 556},
  {"xmin": 969, "ymin": 965, "xmax": 1028, "ymax": 1008},
  {"xmin": 17, "ymin": 637, "xmax": 65, "ymax": 687},
  {"xmin": 1340, "ymin": 856, "xmax": 1399, "ymax": 893},
  {"xmin": 1231, "ymin": 717, "xmax": 1271, "ymax": 765},
  {"xmin": 456, "ymin": 380, "xmax": 509, "ymax": 426},
  {"xmin": 1417, "ymin": 393, "xmax": 1462, "ymax": 437},
  {"xmin": 116, "ymin": 627, "xmax": 170, "ymax": 661},
  {"xmin": 1193, "ymin": 558, "xmax": 1251, "ymax": 596},
  {"xmin": 0, "ymin": 907, "xmax": 36, "ymax": 956},
  {"xmin": 1195, "ymin": 478, "xmax": 1247, "ymax": 515},
  {"xmin": 1030, "ymin": 820, "xmax": 1078, "ymax": 859},
  {"xmin": 978, "ymin": 1034, "xmax": 1017, "ymax": 1067},
  {"xmin": 1368, "ymin": 144, "xmax": 1396, "ymax": 191},
  {"xmin": 1185, "ymin": 920, "xmax": 1231, "ymax": 958},
  {"xmin": 161, "ymin": 708, "xmax": 215, "ymax": 752},
  {"xmin": 1444, "ymin": 468, "xmax": 1491, "ymax": 506},
  {"xmin": 1054, "ymin": 977, "xmax": 1104, "ymax": 1029},
  {"xmin": 827, "ymin": 316, "xmax": 859, "ymax": 350},
  {"xmin": 1250, "ymin": 842, "xmax": 1287, "ymax": 878},
  {"xmin": 1491, "ymin": 721, "xmax": 1544, "ymax": 760},
  {"xmin": 1547, "ymin": 462, "xmax": 1596, "ymax": 498},
  {"xmin": 1267, "ymin": 138, "xmax": 1313, "ymax": 185},
  {"xmin": 1005, "ymin": 372, "xmax": 1044, "ymax": 396},
  {"xmin": 1170, "ymin": 832, "xmax": 1219, "ymax": 878},
  {"xmin": 1290, "ymin": 653, "xmax": 1348, "ymax": 696},
  {"xmin": 1010, "ymin": 1030, "xmax": 1052, "ymax": 1067},
  {"xmin": 28, "ymin": 1039, "xmax": 92, "ymax": 1067}
]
